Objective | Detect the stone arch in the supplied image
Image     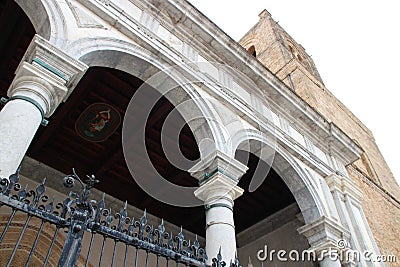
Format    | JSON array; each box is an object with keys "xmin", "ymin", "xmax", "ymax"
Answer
[
  {"xmin": 232, "ymin": 129, "xmax": 325, "ymax": 223},
  {"xmin": 14, "ymin": 0, "xmax": 66, "ymax": 43},
  {"xmin": 66, "ymin": 37, "xmax": 227, "ymax": 160}
]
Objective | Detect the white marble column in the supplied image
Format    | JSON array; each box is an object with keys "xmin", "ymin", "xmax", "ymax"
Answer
[
  {"xmin": 0, "ymin": 35, "xmax": 87, "ymax": 179},
  {"xmin": 0, "ymin": 73, "xmax": 54, "ymax": 178},
  {"xmin": 190, "ymin": 151, "xmax": 248, "ymax": 264},
  {"xmin": 298, "ymin": 216, "xmax": 351, "ymax": 267}
]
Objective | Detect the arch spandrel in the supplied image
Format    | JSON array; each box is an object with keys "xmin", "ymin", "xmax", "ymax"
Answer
[
  {"xmin": 14, "ymin": 0, "xmax": 51, "ymax": 39},
  {"xmin": 14, "ymin": 0, "xmax": 70, "ymax": 44}
]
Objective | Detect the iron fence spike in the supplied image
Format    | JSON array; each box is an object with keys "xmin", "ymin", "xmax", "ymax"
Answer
[{"xmin": 0, "ymin": 169, "xmax": 221, "ymax": 267}]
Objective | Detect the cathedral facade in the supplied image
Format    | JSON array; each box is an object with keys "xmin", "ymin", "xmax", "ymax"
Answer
[{"xmin": 0, "ymin": 1, "xmax": 398, "ymax": 266}]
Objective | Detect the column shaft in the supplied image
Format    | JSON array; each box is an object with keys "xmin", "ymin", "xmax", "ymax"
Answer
[
  {"xmin": 205, "ymin": 200, "xmax": 236, "ymax": 262},
  {"xmin": 0, "ymin": 99, "xmax": 42, "ymax": 177},
  {"xmin": 195, "ymin": 175, "xmax": 243, "ymax": 263}
]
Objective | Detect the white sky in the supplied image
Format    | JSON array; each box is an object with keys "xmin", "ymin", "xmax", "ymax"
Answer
[{"xmin": 188, "ymin": 0, "xmax": 400, "ymax": 184}]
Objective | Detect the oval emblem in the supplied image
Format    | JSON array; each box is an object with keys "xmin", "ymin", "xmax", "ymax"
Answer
[{"xmin": 75, "ymin": 103, "xmax": 121, "ymax": 142}]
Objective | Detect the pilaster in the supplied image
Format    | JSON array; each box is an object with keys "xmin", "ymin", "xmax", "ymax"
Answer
[
  {"xmin": 325, "ymin": 173, "xmax": 363, "ymax": 204},
  {"xmin": 298, "ymin": 216, "xmax": 350, "ymax": 267},
  {"xmin": 325, "ymin": 173, "xmax": 385, "ymax": 266}
]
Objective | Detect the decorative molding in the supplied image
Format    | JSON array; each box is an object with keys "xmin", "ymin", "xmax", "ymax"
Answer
[
  {"xmin": 74, "ymin": 0, "xmax": 361, "ymax": 168},
  {"xmin": 325, "ymin": 173, "xmax": 363, "ymax": 203},
  {"xmin": 11, "ymin": 63, "xmax": 65, "ymax": 117},
  {"xmin": 66, "ymin": 0, "xmax": 106, "ymax": 29},
  {"xmin": 189, "ymin": 150, "xmax": 248, "ymax": 182},
  {"xmin": 23, "ymin": 35, "xmax": 88, "ymax": 92},
  {"xmin": 7, "ymin": 35, "xmax": 88, "ymax": 117},
  {"xmin": 347, "ymin": 165, "xmax": 400, "ymax": 208},
  {"xmin": 298, "ymin": 216, "xmax": 350, "ymax": 256},
  {"xmin": 194, "ymin": 174, "xmax": 244, "ymax": 205}
]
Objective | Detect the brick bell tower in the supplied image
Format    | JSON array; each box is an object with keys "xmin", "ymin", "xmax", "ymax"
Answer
[
  {"xmin": 239, "ymin": 9, "xmax": 325, "ymax": 100},
  {"xmin": 239, "ymin": 9, "xmax": 400, "ymax": 194},
  {"xmin": 239, "ymin": 12, "xmax": 400, "ymax": 249}
]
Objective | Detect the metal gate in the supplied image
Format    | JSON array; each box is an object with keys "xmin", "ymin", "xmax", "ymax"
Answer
[{"xmin": 0, "ymin": 170, "xmax": 240, "ymax": 267}]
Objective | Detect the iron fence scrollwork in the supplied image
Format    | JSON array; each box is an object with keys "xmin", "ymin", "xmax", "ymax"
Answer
[{"xmin": 0, "ymin": 170, "xmax": 240, "ymax": 267}]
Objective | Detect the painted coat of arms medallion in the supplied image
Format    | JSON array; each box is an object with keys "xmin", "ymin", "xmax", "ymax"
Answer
[{"xmin": 75, "ymin": 103, "xmax": 121, "ymax": 142}]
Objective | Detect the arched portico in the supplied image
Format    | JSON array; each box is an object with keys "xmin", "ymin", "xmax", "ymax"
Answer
[
  {"xmin": 186, "ymin": 126, "xmax": 327, "ymax": 264},
  {"xmin": 67, "ymin": 38, "xmax": 227, "ymax": 159},
  {"xmin": 0, "ymin": 1, "xmax": 87, "ymax": 179},
  {"xmin": 229, "ymin": 129, "xmax": 348, "ymax": 266},
  {"xmin": 0, "ymin": 1, "xmax": 388, "ymax": 267},
  {"xmin": 232, "ymin": 129, "xmax": 326, "ymax": 223}
]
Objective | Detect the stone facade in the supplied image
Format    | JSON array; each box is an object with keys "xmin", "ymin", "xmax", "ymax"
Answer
[
  {"xmin": 0, "ymin": 1, "xmax": 398, "ymax": 266},
  {"xmin": 240, "ymin": 9, "xmax": 400, "ymax": 265}
]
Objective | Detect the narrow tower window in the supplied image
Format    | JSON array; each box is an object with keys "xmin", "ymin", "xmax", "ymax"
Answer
[
  {"xmin": 288, "ymin": 44, "xmax": 303, "ymax": 62},
  {"xmin": 247, "ymin": 45, "xmax": 257, "ymax": 57}
]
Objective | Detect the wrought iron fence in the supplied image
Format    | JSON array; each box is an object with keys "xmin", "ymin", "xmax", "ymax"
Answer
[{"xmin": 0, "ymin": 170, "xmax": 240, "ymax": 267}]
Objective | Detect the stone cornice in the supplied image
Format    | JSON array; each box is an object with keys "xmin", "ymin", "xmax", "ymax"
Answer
[
  {"xmin": 161, "ymin": 0, "xmax": 359, "ymax": 159},
  {"xmin": 347, "ymin": 165, "xmax": 400, "ymax": 207},
  {"xmin": 329, "ymin": 124, "xmax": 363, "ymax": 164},
  {"xmin": 157, "ymin": 0, "xmax": 362, "ymax": 165}
]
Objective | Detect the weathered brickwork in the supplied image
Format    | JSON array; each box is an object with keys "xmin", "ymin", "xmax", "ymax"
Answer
[
  {"xmin": 240, "ymin": 10, "xmax": 324, "ymax": 84},
  {"xmin": 240, "ymin": 9, "xmax": 400, "ymax": 259},
  {"xmin": 348, "ymin": 165, "xmax": 400, "ymax": 267}
]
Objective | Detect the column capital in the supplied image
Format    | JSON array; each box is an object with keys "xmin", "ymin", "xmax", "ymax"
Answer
[
  {"xmin": 8, "ymin": 34, "xmax": 88, "ymax": 117},
  {"xmin": 23, "ymin": 35, "xmax": 88, "ymax": 91},
  {"xmin": 298, "ymin": 216, "xmax": 351, "ymax": 256},
  {"xmin": 9, "ymin": 63, "xmax": 64, "ymax": 117},
  {"xmin": 325, "ymin": 173, "xmax": 363, "ymax": 202},
  {"xmin": 189, "ymin": 150, "xmax": 248, "ymax": 183},
  {"xmin": 194, "ymin": 174, "xmax": 244, "ymax": 205}
]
